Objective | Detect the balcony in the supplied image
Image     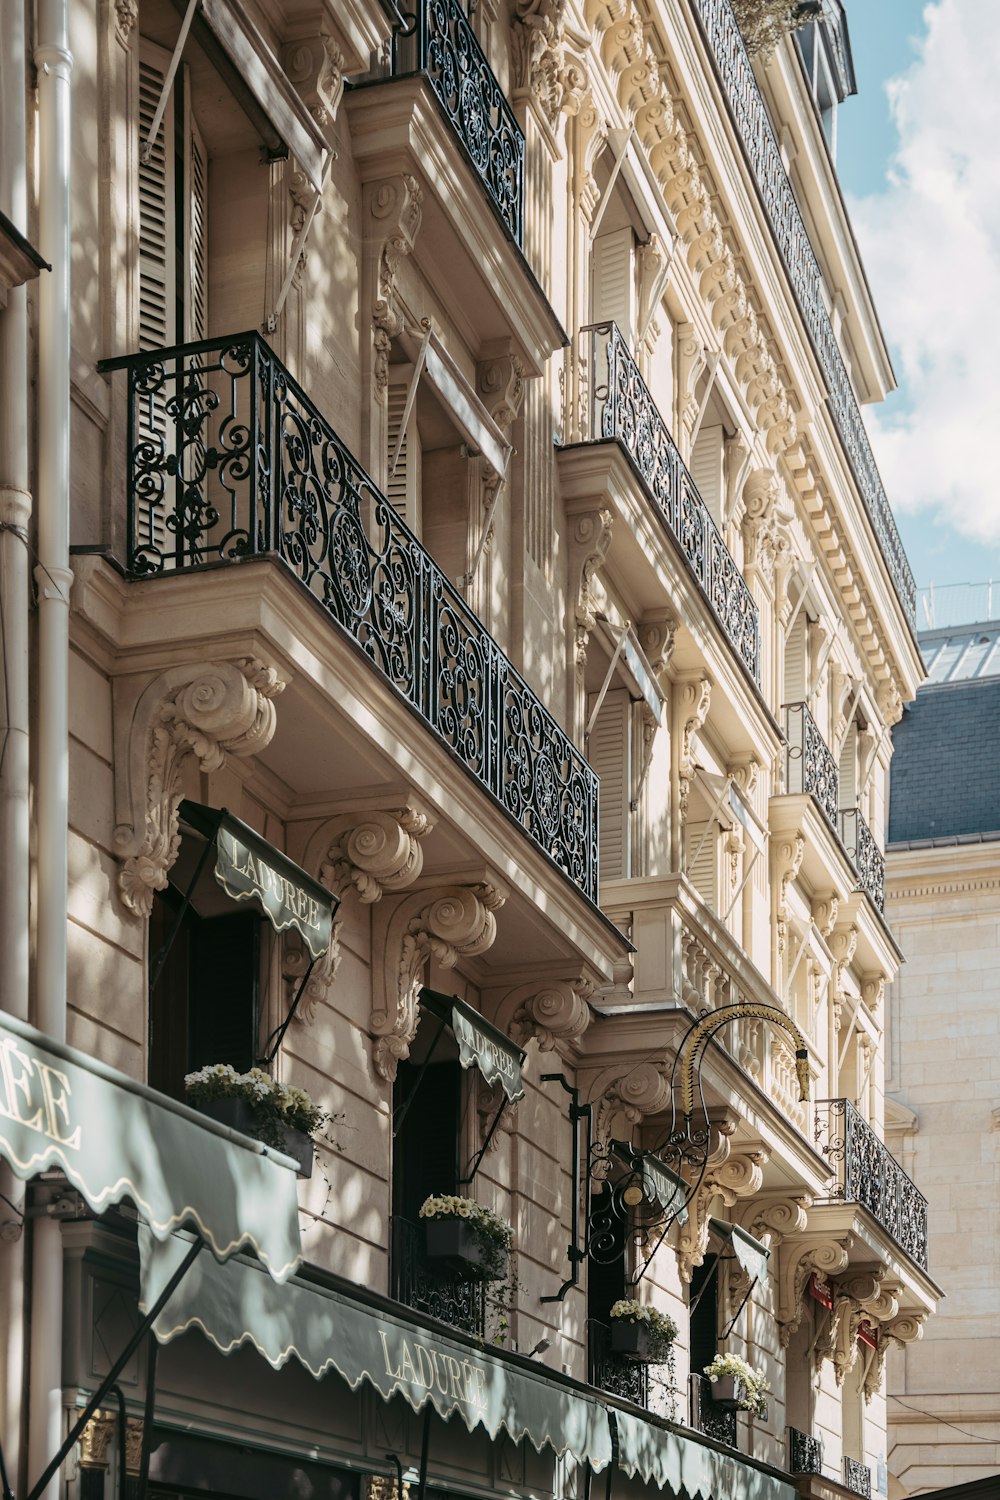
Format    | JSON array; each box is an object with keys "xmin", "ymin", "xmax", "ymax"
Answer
[
  {"xmin": 840, "ymin": 808, "xmax": 886, "ymax": 914},
  {"xmin": 784, "ymin": 702, "xmax": 838, "ymax": 830},
  {"xmin": 579, "ymin": 321, "xmax": 760, "ymax": 684},
  {"xmin": 689, "ymin": 0, "xmax": 916, "ymax": 630},
  {"xmin": 814, "ymin": 1099, "xmax": 929, "ymax": 1270},
  {"xmin": 388, "ymin": 0, "xmax": 523, "ymax": 245},
  {"xmin": 100, "ymin": 332, "xmax": 598, "ymax": 903},
  {"xmin": 590, "ymin": 1321, "xmax": 677, "ymax": 1418},
  {"xmin": 789, "ymin": 1428, "xmax": 823, "ymax": 1477},
  {"xmin": 688, "ymin": 1373, "xmax": 737, "ymax": 1448},
  {"xmin": 843, "ymin": 1458, "xmax": 872, "ymax": 1498},
  {"xmin": 391, "ymin": 1216, "xmax": 487, "ymax": 1339}
]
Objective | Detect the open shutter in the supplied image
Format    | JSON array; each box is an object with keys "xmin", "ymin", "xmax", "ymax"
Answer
[
  {"xmin": 184, "ymin": 100, "xmax": 209, "ymax": 342},
  {"xmin": 686, "ymin": 819, "xmax": 719, "ymax": 911},
  {"xmin": 588, "ymin": 687, "xmax": 631, "ymax": 881},
  {"xmin": 839, "ymin": 721, "xmax": 858, "ymax": 808},
  {"xmin": 784, "ymin": 613, "xmax": 807, "ymax": 703},
  {"xmin": 690, "ymin": 423, "xmax": 725, "ymax": 525},
  {"xmin": 592, "ymin": 226, "xmax": 635, "ymax": 346},
  {"xmin": 138, "ymin": 40, "xmax": 176, "ymax": 353},
  {"xmin": 386, "ymin": 367, "xmax": 422, "ymax": 532}
]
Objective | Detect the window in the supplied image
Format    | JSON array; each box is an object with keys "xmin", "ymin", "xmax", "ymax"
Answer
[
  {"xmin": 585, "ymin": 624, "xmax": 663, "ymax": 882},
  {"xmin": 592, "ymin": 224, "xmax": 637, "ymax": 346}
]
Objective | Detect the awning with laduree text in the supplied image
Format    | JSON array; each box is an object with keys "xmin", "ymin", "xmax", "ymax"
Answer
[
  {"xmin": 138, "ymin": 1231, "xmax": 612, "ymax": 1471},
  {"xmin": 0, "ymin": 1011, "xmax": 302, "ymax": 1281},
  {"xmin": 612, "ymin": 1408, "xmax": 796, "ymax": 1500}
]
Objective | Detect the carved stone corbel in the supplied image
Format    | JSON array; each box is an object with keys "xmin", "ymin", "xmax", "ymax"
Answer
[
  {"xmin": 677, "ymin": 675, "xmax": 712, "ymax": 826},
  {"xmin": 827, "ymin": 1268, "xmax": 888, "ymax": 1384},
  {"xmin": 366, "ymin": 175, "xmax": 423, "ymax": 399},
  {"xmin": 282, "ymin": 35, "xmax": 345, "ymax": 126},
  {"xmin": 511, "ymin": 976, "xmax": 594, "ymax": 1054},
  {"xmin": 593, "ymin": 1062, "xmax": 670, "ymax": 1145},
  {"xmin": 810, "ymin": 892, "xmax": 839, "ymax": 939},
  {"xmin": 830, "ymin": 923, "xmax": 859, "ymax": 1008},
  {"xmin": 862, "ymin": 1312, "xmax": 925, "ymax": 1402},
  {"xmin": 570, "ymin": 509, "xmax": 613, "ymax": 676},
  {"xmin": 773, "ymin": 831, "xmax": 805, "ymax": 957},
  {"xmin": 861, "ymin": 973, "xmax": 886, "ymax": 1017},
  {"xmin": 877, "ymin": 678, "xmax": 904, "ymax": 729},
  {"xmin": 370, "ymin": 881, "xmax": 507, "ymax": 1079},
  {"xmin": 477, "ymin": 350, "xmax": 526, "ymax": 442},
  {"xmin": 776, "ymin": 1233, "xmax": 853, "ymax": 1343},
  {"xmin": 741, "ymin": 468, "xmax": 790, "ymax": 590},
  {"xmin": 675, "ymin": 1148, "xmax": 768, "ymax": 1283},
  {"xmin": 113, "ymin": 658, "xmax": 284, "ymax": 918},
  {"xmin": 511, "ymin": 0, "xmax": 582, "ymax": 133},
  {"xmin": 637, "ymin": 613, "xmax": 677, "ymax": 679},
  {"xmin": 736, "ymin": 1193, "xmax": 811, "ymax": 1252}
]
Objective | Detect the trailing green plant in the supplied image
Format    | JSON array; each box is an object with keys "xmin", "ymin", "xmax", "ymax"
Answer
[
  {"xmin": 730, "ymin": 0, "xmax": 814, "ymax": 60},
  {"xmin": 184, "ymin": 1062, "xmax": 328, "ymax": 1152},
  {"xmin": 419, "ymin": 1194, "xmax": 513, "ymax": 1284},
  {"xmin": 703, "ymin": 1351, "xmax": 770, "ymax": 1417},
  {"xmin": 609, "ymin": 1299, "xmax": 679, "ymax": 1348}
]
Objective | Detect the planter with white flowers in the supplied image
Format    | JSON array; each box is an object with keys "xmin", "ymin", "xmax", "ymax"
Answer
[
  {"xmin": 419, "ymin": 1195, "xmax": 512, "ymax": 1282},
  {"xmin": 184, "ymin": 1064, "xmax": 326, "ymax": 1177},
  {"xmin": 703, "ymin": 1353, "xmax": 769, "ymax": 1418},
  {"xmin": 609, "ymin": 1300, "xmax": 679, "ymax": 1363}
]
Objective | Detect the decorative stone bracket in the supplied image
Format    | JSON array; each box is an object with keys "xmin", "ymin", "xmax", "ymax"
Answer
[
  {"xmin": 675, "ymin": 1146, "xmax": 767, "ymax": 1283},
  {"xmin": 677, "ymin": 675, "xmax": 712, "ymax": 827},
  {"xmin": 366, "ymin": 174, "xmax": 424, "ymax": 401},
  {"xmin": 862, "ymin": 1311, "xmax": 925, "ymax": 1402},
  {"xmin": 776, "ymin": 1232, "xmax": 854, "ymax": 1345},
  {"xmin": 508, "ymin": 975, "xmax": 595, "ymax": 1054},
  {"xmin": 370, "ymin": 880, "xmax": 507, "ymax": 1080},
  {"xmin": 112, "ymin": 658, "xmax": 284, "ymax": 918},
  {"xmin": 592, "ymin": 1061, "xmax": 670, "ymax": 1146},
  {"xmin": 282, "ymin": 35, "xmax": 345, "ymax": 127}
]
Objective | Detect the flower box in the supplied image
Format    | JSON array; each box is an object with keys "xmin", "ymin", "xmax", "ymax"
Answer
[
  {"xmin": 610, "ymin": 1321, "xmax": 664, "ymax": 1363},
  {"xmin": 424, "ymin": 1219, "xmax": 507, "ymax": 1282},
  {"xmin": 196, "ymin": 1096, "xmax": 313, "ymax": 1177},
  {"xmin": 709, "ymin": 1374, "xmax": 745, "ymax": 1409}
]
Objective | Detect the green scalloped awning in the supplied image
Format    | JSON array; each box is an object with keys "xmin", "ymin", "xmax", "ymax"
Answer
[
  {"xmin": 612, "ymin": 1409, "xmax": 795, "ymax": 1500},
  {"xmin": 0, "ymin": 1012, "xmax": 301, "ymax": 1281}
]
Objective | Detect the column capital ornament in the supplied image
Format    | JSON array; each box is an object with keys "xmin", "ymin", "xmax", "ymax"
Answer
[
  {"xmin": 675, "ymin": 1148, "xmax": 768, "ymax": 1283},
  {"xmin": 371, "ymin": 881, "xmax": 507, "ymax": 1079},
  {"xmin": 366, "ymin": 174, "xmax": 423, "ymax": 399},
  {"xmin": 79, "ymin": 1413, "xmax": 117, "ymax": 1470},
  {"xmin": 113, "ymin": 658, "xmax": 284, "ymax": 918}
]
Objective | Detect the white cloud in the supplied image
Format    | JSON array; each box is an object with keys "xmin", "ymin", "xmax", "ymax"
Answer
[{"xmin": 848, "ymin": 0, "xmax": 1000, "ymax": 545}]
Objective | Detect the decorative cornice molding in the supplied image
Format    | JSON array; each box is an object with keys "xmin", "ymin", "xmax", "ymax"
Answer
[{"xmin": 113, "ymin": 658, "xmax": 283, "ymax": 918}]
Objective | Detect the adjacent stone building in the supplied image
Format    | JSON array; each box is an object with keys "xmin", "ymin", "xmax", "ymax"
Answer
[{"xmin": 886, "ymin": 619, "xmax": 1000, "ymax": 1496}]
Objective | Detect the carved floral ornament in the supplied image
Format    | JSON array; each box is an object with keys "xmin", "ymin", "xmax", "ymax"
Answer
[
  {"xmin": 113, "ymin": 658, "xmax": 284, "ymax": 919},
  {"xmin": 511, "ymin": 0, "xmax": 589, "ymax": 133},
  {"xmin": 677, "ymin": 675, "xmax": 712, "ymax": 825},
  {"xmin": 367, "ymin": 174, "xmax": 424, "ymax": 400}
]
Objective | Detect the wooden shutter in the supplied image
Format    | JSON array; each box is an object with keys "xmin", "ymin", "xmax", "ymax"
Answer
[
  {"xmin": 686, "ymin": 818, "xmax": 719, "ymax": 911},
  {"xmin": 592, "ymin": 227, "xmax": 636, "ymax": 345},
  {"xmin": 588, "ymin": 686, "xmax": 631, "ymax": 881},
  {"xmin": 386, "ymin": 367, "xmax": 422, "ymax": 532},
  {"xmin": 839, "ymin": 721, "xmax": 858, "ymax": 808},
  {"xmin": 784, "ymin": 613, "xmax": 807, "ymax": 703},
  {"xmin": 690, "ymin": 423, "xmax": 725, "ymax": 525},
  {"xmin": 138, "ymin": 39, "xmax": 176, "ymax": 353},
  {"xmin": 184, "ymin": 100, "xmax": 209, "ymax": 342}
]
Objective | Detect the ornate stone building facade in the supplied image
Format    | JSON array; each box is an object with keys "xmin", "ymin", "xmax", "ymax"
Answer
[
  {"xmin": 885, "ymin": 619, "xmax": 1000, "ymax": 1496},
  {"xmin": 0, "ymin": 4, "xmax": 937, "ymax": 1500}
]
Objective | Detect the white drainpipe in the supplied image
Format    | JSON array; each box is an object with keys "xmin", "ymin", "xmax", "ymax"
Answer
[
  {"xmin": 29, "ymin": 2, "xmax": 73, "ymax": 1498},
  {"xmin": 0, "ymin": 0, "xmax": 32, "ymax": 1487}
]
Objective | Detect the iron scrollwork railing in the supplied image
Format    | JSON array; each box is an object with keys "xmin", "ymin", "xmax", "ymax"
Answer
[
  {"xmin": 690, "ymin": 0, "xmax": 916, "ymax": 629},
  {"xmin": 583, "ymin": 322, "xmax": 760, "ymax": 683},
  {"xmin": 840, "ymin": 807, "xmax": 886, "ymax": 913},
  {"xmin": 689, "ymin": 1373, "xmax": 737, "ymax": 1448},
  {"xmin": 391, "ymin": 1217, "xmax": 487, "ymax": 1338},
  {"xmin": 844, "ymin": 1457, "xmax": 872, "ymax": 1499},
  {"xmin": 815, "ymin": 1098, "xmax": 929, "ymax": 1270},
  {"xmin": 104, "ymin": 333, "xmax": 598, "ymax": 902},
  {"xmin": 784, "ymin": 701, "xmax": 839, "ymax": 829},
  {"xmin": 390, "ymin": 0, "xmax": 524, "ymax": 243},
  {"xmin": 590, "ymin": 1322, "xmax": 678, "ymax": 1418},
  {"xmin": 789, "ymin": 1427, "xmax": 824, "ymax": 1476}
]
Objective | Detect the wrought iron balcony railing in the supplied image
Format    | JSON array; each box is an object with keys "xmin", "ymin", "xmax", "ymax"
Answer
[
  {"xmin": 389, "ymin": 0, "xmax": 524, "ymax": 244},
  {"xmin": 690, "ymin": 0, "xmax": 916, "ymax": 630},
  {"xmin": 391, "ymin": 1216, "xmax": 487, "ymax": 1338},
  {"xmin": 789, "ymin": 1427, "xmax": 824, "ymax": 1476},
  {"xmin": 582, "ymin": 322, "xmax": 760, "ymax": 683},
  {"xmin": 815, "ymin": 1099, "xmax": 929, "ymax": 1270},
  {"xmin": 843, "ymin": 1457, "xmax": 872, "ymax": 1498},
  {"xmin": 840, "ymin": 807, "xmax": 886, "ymax": 914},
  {"xmin": 784, "ymin": 701, "xmax": 839, "ymax": 829},
  {"xmin": 688, "ymin": 1373, "xmax": 737, "ymax": 1449},
  {"xmin": 589, "ymin": 1321, "xmax": 678, "ymax": 1418},
  {"xmin": 101, "ymin": 333, "xmax": 598, "ymax": 902}
]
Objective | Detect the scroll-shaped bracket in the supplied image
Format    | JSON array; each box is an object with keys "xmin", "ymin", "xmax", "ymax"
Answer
[{"xmin": 586, "ymin": 1138, "xmax": 689, "ymax": 1287}]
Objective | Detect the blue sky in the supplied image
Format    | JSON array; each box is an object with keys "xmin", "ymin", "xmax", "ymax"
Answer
[{"xmin": 832, "ymin": 0, "xmax": 1000, "ymax": 608}]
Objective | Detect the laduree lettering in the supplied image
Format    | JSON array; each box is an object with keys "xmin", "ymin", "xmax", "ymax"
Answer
[
  {"xmin": 222, "ymin": 832, "xmax": 322, "ymax": 933},
  {"xmin": 379, "ymin": 1329, "xmax": 489, "ymax": 1412},
  {"xmin": 0, "ymin": 1039, "xmax": 81, "ymax": 1151}
]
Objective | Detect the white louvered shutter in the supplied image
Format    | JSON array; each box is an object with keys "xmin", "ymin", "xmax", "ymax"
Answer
[
  {"xmin": 588, "ymin": 687, "xmax": 631, "ymax": 881},
  {"xmin": 690, "ymin": 423, "xmax": 725, "ymax": 525},
  {"xmin": 839, "ymin": 721, "xmax": 858, "ymax": 808},
  {"xmin": 686, "ymin": 819, "xmax": 719, "ymax": 912},
  {"xmin": 184, "ymin": 101, "xmax": 209, "ymax": 342},
  {"xmin": 592, "ymin": 227, "xmax": 636, "ymax": 346},
  {"xmin": 386, "ymin": 367, "xmax": 422, "ymax": 532},
  {"xmin": 784, "ymin": 613, "xmax": 807, "ymax": 703}
]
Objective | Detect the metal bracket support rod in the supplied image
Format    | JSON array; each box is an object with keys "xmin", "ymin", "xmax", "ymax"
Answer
[
  {"xmin": 389, "ymin": 323, "xmax": 432, "ymax": 479},
  {"xmin": 588, "ymin": 130, "xmax": 633, "ymax": 244},
  {"xmin": 721, "ymin": 843, "xmax": 759, "ymax": 925},
  {"xmin": 460, "ymin": 1097, "xmax": 507, "ymax": 1185},
  {"xmin": 687, "ymin": 351, "xmax": 721, "ymax": 453},
  {"xmin": 836, "ymin": 679, "xmax": 864, "ymax": 753},
  {"xmin": 783, "ymin": 561, "xmax": 817, "ymax": 639},
  {"xmin": 585, "ymin": 624, "xmax": 630, "ymax": 742},
  {"xmin": 26, "ymin": 1236, "xmax": 203, "ymax": 1500},
  {"xmin": 260, "ymin": 954, "xmax": 317, "ymax": 1066},
  {"xmin": 140, "ymin": 0, "xmax": 200, "ymax": 164},
  {"xmin": 460, "ymin": 470, "xmax": 507, "ymax": 590}
]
